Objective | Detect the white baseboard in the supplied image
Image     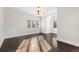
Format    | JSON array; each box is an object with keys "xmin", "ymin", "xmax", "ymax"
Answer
[
  {"xmin": 57, "ymin": 39, "xmax": 79, "ymax": 47},
  {"xmin": 4, "ymin": 32, "xmax": 40, "ymax": 39}
]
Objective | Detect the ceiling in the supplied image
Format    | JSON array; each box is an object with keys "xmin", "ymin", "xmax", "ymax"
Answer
[{"xmin": 15, "ymin": 7, "xmax": 57, "ymax": 16}]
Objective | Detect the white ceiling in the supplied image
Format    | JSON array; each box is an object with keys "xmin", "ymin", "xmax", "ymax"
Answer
[{"xmin": 15, "ymin": 7, "xmax": 57, "ymax": 16}]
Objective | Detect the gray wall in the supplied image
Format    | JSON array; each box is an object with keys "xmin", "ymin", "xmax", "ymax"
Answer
[
  {"xmin": 0, "ymin": 8, "xmax": 4, "ymax": 47},
  {"xmin": 57, "ymin": 7, "xmax": 79, "ymax": 46},
  {"xmin": 4, "ymin": 8, "xmax": 40, "ymax": 38}
]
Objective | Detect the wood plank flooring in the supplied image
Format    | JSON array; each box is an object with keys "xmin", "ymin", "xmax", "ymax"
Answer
[
  {"xmin": 38, "ymin": 36, "xmax": 52, "ymax": 52},
  {"xmin": 0, "ymin": 33, "xmax": 79, "ymax": 52},
  {"xmin": 29, "ymin": 37, "xmax": 40, "ymax": 52},
  {"xmin": 16, "ymin": 36, "xmax": 52, "ymax": 52},
  {"xmin": 16, "ymin": 39, "xmax": 30, "ymax": 52}
]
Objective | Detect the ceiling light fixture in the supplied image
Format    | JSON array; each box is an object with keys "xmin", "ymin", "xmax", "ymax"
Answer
[{"xmin": 34, "ymin": 7, "xmax": 43, "ymax": 16}]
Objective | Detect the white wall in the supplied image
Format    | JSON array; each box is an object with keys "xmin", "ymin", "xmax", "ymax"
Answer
[
  {"xmin": 57, "ymin": 7, "xmax": 79, "ymax": 47},
  {"xmin": 4, "ymin": 8, "xmax": 40, "ymax": 38},
  {"xmin": 41, "ymin": 16, "xmax": 47, "ymax": 33},
  {"xmin": 0, "ymin": 8, "xmax": 4, "ymax": 48},
  {"xmin": 51, "ymin": 13, "xmax": 57, "ymax": 33},
  {"xmin": 41, "ymin": 12, "xmax": 57, "ymax": 34}
]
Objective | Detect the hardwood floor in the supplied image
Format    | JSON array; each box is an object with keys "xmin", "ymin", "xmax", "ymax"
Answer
[
  {"xmin": 57, "ymin": 41, "xmax": 79, "ymax": 52},
  {"xmin": 14, "ymin": 36, "xmax": 52, "ymax": 52},
  {"xmin": 0, "ymin": 33, "xmax": 41, "ymax": 52},
  {"xmin": 0, "ymin": 33, "xmax": 79, "ymax": 52}
]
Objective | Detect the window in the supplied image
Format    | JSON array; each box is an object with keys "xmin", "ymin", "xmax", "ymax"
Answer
[
  {"xmin": 27, "ymin": 20, "xmax": 31, "ymax": 28},
  {"xmin": 27, "ymin": 20, "xmax": 39, "ymax": 29},
  {"xmin": 53, "ymin": 20, "xmax": 57, "ymax": 28}
]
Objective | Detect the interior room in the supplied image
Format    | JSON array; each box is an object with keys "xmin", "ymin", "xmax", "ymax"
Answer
[{"xmin": 0, "ymin": 7, "xmax": 79, "ymax": 52}]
